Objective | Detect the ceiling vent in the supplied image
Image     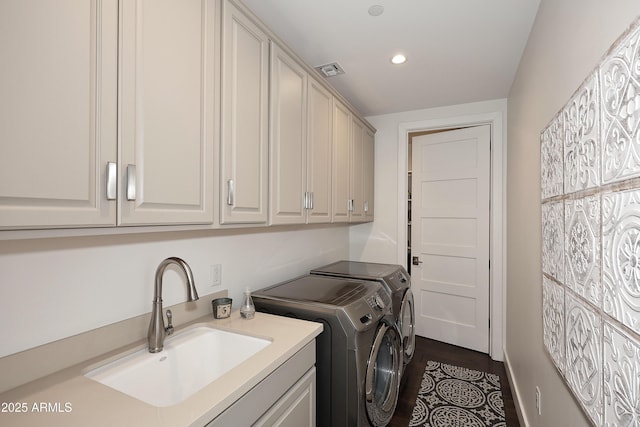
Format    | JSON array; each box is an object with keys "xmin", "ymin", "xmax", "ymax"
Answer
[{"xmin": 316, "ymin": 62, "xmax": 345, "ymax": 78}]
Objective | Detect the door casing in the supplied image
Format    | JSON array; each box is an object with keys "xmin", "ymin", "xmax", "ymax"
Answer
[{"xmin": 397, "ymin": 110, "xmax": 505, "ymax": 361}]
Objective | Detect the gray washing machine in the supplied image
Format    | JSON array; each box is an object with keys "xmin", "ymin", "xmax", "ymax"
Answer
[
  {"xmin": 252, "ymin": 275, "xmax": 402, "ymax": 427},
  {"xmin": 311, "ymin": 261, "xmax": 416, "ymax": 370}
]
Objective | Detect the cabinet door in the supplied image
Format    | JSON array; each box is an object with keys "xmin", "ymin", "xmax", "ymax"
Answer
[
  {"xmin": 349, "ymin": 117, "xmax": 365, "ymax": 222},
  {"xmin": 363, "ymin": 127, "xmax": 375, "ymax": 222},
  {"xmin": 331, "ymin": 100, "xmax": 351, "ymax": 223},
  {"xmin": 254, "ymin": 368, "xmax": 316, "ymax": 427},
  {"xmin": 0, "ymin": 0, "xmax": 118, "ymax": 229},
  {"xmin": 269, "ymin": 43, "xmax": 307, "ymax": 225},
  {"xmin": 220, "ymin": 0, "xmax": 269, "ymax": 225},
  {"xmin": 119, "ymin": 0, "xmax": 215, "ymax": 226},
  {"xmin": 306, "ymin": 79, "xmax": 333, "ymax": 224}
]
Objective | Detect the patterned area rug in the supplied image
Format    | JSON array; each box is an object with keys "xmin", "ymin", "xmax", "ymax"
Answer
[{"xmin": 409, "ymin": 361, "xmax": 506, "ymax": 427}]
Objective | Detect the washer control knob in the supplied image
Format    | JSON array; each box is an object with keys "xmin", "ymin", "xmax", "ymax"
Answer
[{"xmin": 373, "ymin": 294, "xmax": 386, "ymax": 310}]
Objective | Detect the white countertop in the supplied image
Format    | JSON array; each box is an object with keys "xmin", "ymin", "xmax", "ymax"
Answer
[{"xmin": 0, "ymin": 311, "xmax": 322, "ymax": 427}]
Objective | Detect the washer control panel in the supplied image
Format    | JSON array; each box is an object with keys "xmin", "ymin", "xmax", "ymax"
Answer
[
  {"xmin": 392, "ymin": 270, "xmax": 409, "ymax": 286},
  {"xmin": 366, "ymin": 292, "xmax": 388, "ymax": 311},
  {"xmin": 340, "ymin": 282, "xmax": 390, "ymax": 331}
]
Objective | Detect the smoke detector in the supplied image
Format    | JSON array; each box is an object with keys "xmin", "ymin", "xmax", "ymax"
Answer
[
  {"xmin": 368, "ymin": 5, "xmax": 384, "ymax": 16},
  {"xmin": 316, "ymin": 62, "xmax": 345, "ymax": 78}
]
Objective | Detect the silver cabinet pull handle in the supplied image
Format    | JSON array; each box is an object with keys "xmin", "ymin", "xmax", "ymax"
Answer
[
  {"xmin": 304, "ymin": 191, "xmax": 314, "ymax": 210},
  {"xmin": 348, "ymin": 199, "xmax": 354, "ymax": 212},
  {"xmin": 364, "ymin": 200, "xmax": 369, "ymax": 213},
  {"xmin": 106, "ymin": 162, "xmax": 117, "ymax": 200},
  {"xmin": 126, "ymin": 164, "xmax": 137, "ymax": 201},
  {"xmin": 227, "ymin": 179, "xmax": 234, "ymax": 206}
]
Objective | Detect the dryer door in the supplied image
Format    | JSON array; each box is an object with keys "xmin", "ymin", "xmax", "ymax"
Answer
[
  {"xmin": 399, "ymin": 288, "xmax": 416, "ymax": 364},
  {"xmin": 365, "ymin": 320, "xmax": 402, "ymax": 426}
]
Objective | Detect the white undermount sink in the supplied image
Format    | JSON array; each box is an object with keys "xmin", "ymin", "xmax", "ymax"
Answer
[{"xmin": 85, "ymin": 325, "xmax": 272, "ymax": 407}]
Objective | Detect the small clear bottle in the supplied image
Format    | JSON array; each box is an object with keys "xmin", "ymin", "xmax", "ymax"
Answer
[{"xmin": 240, "ymin": 287, "xmax": 255, "ymax": 319}]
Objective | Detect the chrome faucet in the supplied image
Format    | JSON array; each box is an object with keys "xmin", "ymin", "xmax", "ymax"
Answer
[{"xmin": 148, "ymin": 257, "xmax": 199, "ymax": 353}]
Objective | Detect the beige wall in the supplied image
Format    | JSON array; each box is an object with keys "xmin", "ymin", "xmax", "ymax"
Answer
[{"xmin": 506, "ymin": 1, "xmax": 640, "ymax": 426}]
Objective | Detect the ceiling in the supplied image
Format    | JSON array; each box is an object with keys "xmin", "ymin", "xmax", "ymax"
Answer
[{"xmin": 241, "ymin": 0, "xmax": 541, "ymax": 117}]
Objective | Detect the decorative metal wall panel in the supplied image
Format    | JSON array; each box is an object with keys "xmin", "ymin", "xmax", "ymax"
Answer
[
  {"xmin": 564, "ymin": 72, "xmax": 601, "ymax": 194},
  {"xmin": 565, "ymin": 293, "xmax": 602, "ymax": 426},
  {"xmin": 603, "ymin": 322, "xmax": 640, "ymax": 427},
  {"xmin": 540, "ymin": 17, "xmax": 640, "ymax": 427},
  {"xmin": 602, "ymin": 189, "xmax": 640, "ymax": 334},
  {"xmin": 541, "ymin": 112, "xmax": 564, "ymax": 199},
  {"xmin": 600, "ymin": 25, "xmax": 640, "ymax": 184},
  {"xmin": 565, "ymin": 194, "xmax": 601, "ymax": 308},
  {"xmin": 542, "ymin": 200, "xmax": 564, "ymax": 283},
  {"xmin": 543, "ymin": 276, "xmax": 565, "ymax": 373}
]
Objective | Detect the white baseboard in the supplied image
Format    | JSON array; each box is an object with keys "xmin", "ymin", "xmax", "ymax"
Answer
[{"xmin": 503, "ymin": 347, "xmax": 528, "ymax": 427}]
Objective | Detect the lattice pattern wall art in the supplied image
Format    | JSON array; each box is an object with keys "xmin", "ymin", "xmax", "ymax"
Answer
[{"xmin": 540, "ymin": 17, "xmax": 640, "ymax": 427}]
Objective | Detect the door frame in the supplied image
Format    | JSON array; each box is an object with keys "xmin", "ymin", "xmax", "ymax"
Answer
[{"xmin": 397, "ymin": 111, "xmax": 505, "ymax": 361}]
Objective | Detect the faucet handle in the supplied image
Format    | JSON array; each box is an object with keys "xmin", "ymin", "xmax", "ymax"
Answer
[{"xmin": 165, "ymin": 309, "xmax": 174, "ymax": 336}]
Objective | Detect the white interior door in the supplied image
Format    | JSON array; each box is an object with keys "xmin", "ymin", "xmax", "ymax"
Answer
[{"xmin": 411, "ymin": 125, "xmax": 490, "ymax": 353}]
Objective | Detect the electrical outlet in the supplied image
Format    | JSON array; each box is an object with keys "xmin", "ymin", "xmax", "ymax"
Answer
[
  {"xmin": 535, "ymin": 386, "xmax": 542, "ymax": 415},
  {"xmin": 210, "ymin": 264, "xmax": 221, "ymax": 287}
]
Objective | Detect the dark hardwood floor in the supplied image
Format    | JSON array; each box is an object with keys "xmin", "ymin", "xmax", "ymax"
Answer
[{"xmin": 390, "ymin": 336, "xmax": 520, "ymax": 427}]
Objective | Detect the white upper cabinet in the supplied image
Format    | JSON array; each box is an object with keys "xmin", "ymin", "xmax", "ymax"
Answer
[
  {"xmin": 269, "ymin": 42, "xmax": 308, "ymax": 225},
  {"xmin": 350, "ymin": 117, "xmax": 375, "ymax": 223},
  {"xmin": 350, "ymin": 117, "xmax": 366, "ymax": 222},
  {"xmin": 119, "ymin": 0, "xmax": 215, "ymax": 225},
  {"xmin": 331, "ymin": 102, "xmax": 375, "ymax": 224},
  {"xmin": 363, "ymin": 127, "xmax": 375, "ymax": 222},
  {"xmin": 306, "ymin": 78, "xmax": 333, "ymax": 224},
  {"xmin": 0, "ymin": 0, "xmax": 118, "ymax": 229},
  {"xmin": 269, "ymin": 42, "xmax": 334, "ymax": 226},
  {"xmin": 0, "ymin": 0, "xmax": 372, "ymax": 233},
  {"xmin": 220, "ymin": 0, "xmax": 269, "ymax": 225},
  {"xmin": 0, "ymin": 0, "xmax": 216, "ymax": 230},
  {"xmin": 332, "ymin": 99, "xmax": 352, "ymax": 223},
  {"xmin": 269, "ymin": 43, "xmax": 333, "ymax": 226}
]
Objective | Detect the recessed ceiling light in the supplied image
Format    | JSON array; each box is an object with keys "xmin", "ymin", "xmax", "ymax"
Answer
[
  {"xmin": 368, "ymin": 5, "xmax": 384, "ymax": 16},
  {"xmin": 391, "ymin": 54, "xmax": 407, "ymax": 65}
]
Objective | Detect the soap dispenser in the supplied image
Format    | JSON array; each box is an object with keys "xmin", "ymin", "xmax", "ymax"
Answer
[{"xmin": 240, "ymin": 287, "xmax": 255, "ymax": 319}]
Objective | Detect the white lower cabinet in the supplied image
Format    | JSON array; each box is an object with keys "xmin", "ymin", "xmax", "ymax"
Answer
[
  {"xmin": 207, "ymin": 341, "xmax": 316, "ymax": 427},
  {"xmin": 254, "ymin": 368, "xmax": 315, "ymax": 427}
]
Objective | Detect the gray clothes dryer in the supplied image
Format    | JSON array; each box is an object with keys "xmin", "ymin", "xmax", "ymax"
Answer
[
  {"xmin": 311, "ymin": 261, "xmax": 416, "ymax": 370},
  {"xmin": 252, "ymin": 275, "xmax": 402, "ymax": 427}
]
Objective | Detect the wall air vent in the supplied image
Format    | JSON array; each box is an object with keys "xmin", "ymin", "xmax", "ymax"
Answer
[{"xmin": 315, "ymin": 62, "xmax": 345, "ymax": 78}]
